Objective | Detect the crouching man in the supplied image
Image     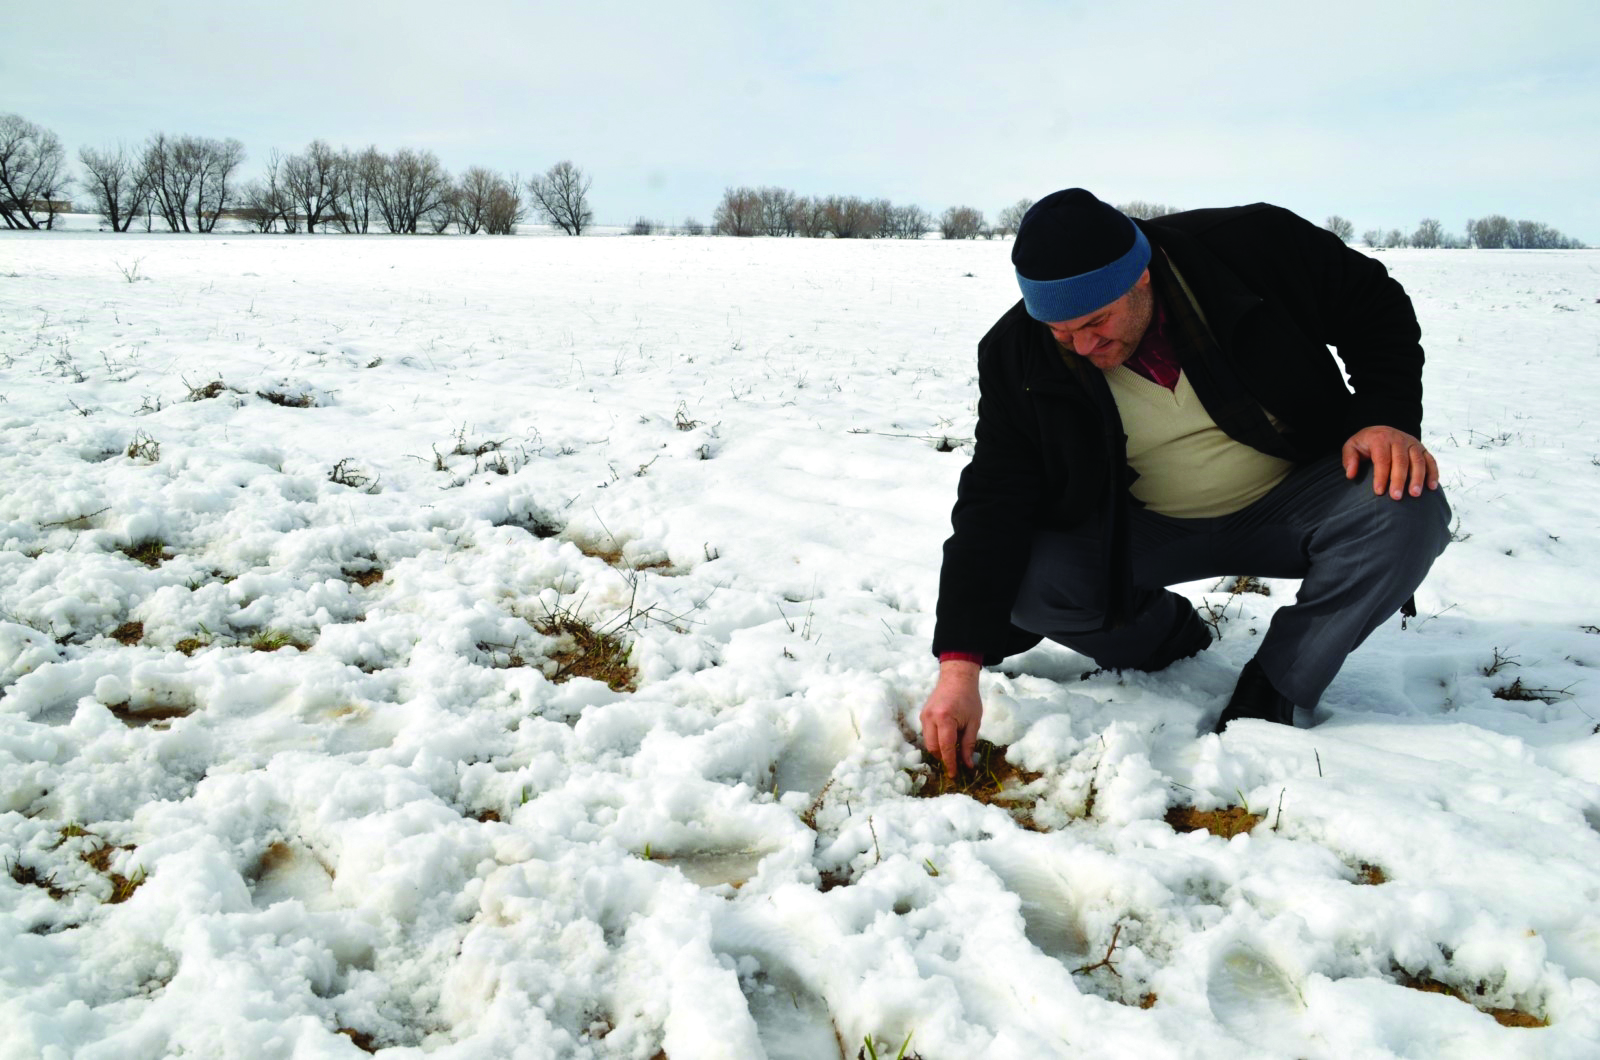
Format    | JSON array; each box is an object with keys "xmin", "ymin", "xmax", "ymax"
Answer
[{"xmin": 921, "ymin": 190, "xmax": 1451, "ymax": 774}]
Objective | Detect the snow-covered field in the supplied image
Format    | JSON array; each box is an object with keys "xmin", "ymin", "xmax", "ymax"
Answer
[{"xmin": 1, "ymin": 229, "xmax": 1598, "ymax": 1060}]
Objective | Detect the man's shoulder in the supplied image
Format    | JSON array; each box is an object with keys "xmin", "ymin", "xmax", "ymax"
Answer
[
  {"xmin": 978, "ymin": 299, "xmax": 1035, "ymax": 359},
  {"xmin": 1148, "ymin": 202, "xmax": 1308, "ymax": 243}
]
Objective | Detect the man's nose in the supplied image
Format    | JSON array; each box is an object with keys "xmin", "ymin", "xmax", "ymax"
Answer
[{"xmin": 1073, "ymin": 332, "xmax": 1103, "ymax": 355}]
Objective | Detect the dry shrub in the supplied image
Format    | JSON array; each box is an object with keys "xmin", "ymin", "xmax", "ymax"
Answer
[
  {"xmin": 1164, "ymin": 804, "xmax": 1263, "ymax": 839},
  {"xmin": 1493, "ymin": 678, "xmax": 1569, "ymax": 704},
  {"xmin": 534, "ymin": 610, "xmax": 636, "ymax": 692}
]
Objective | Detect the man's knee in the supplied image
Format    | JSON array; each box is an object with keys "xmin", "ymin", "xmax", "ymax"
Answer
[{"xmin": 1375, "ymin": 483, "xmax": 1452, "ymax": 561}]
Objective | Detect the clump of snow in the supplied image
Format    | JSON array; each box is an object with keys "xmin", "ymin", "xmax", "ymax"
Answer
[{"xmin": 2, "ymin": 230, "xmax": 1599, "ymax": 1057}]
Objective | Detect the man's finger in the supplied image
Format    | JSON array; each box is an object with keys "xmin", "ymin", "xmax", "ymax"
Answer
[
  {"xmin": 935, "ymin": 718, "xmax": 959, "ymax": 777},
  {"xmin": 1369, "ymin": 438, "xmax": 1391, "ymax": 496},
  {"xmin": 1341, "ymin": 440, "xmax": 1361, "ymax": 480},
  {"xmin": 1425, "ymin": 450, "xmax": 1440, "ymax": 491},
  {"xmin": 1407, "ymin": 443, "xmax": 1428, "ymax": 497},
  {"xmin": 960, "ymin": 720, "xmax": 979, "ymax": 771},
  {"xmin": 1389, "ymin": 441, "xmax": 1408, "ymax": 499}
]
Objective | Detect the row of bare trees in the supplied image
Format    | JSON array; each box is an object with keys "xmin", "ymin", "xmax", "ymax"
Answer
[
  {"xmin": 705, "ymin": 190, "xmax": 1186, "ymax": 241},
  {"xmin": 223, "ymin": 144, "xmax": 587, "ymax": 236},
  {"xmin": 1324, "ymin": 213, "xmax": 1583, "ymax": 249},
  {"xmin": 710, "ymin": 186, "xmax": 936, "ymax": 239},
  {"xmin": 4, "ymin": 112, "xmax": 592, "ymax": 236},
  {"xmin": 709, "ymin": 186, "xmax": 1018, "ymax": 240}
]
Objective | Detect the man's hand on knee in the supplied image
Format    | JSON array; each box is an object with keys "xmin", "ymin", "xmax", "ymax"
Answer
[
  {"xmin": 1342, "ymin": 425, "xmax": 1440, "ymax": 500},
  {"xmin": 920, "ymin": 659, "xmax": 983, "ymax": 776}
]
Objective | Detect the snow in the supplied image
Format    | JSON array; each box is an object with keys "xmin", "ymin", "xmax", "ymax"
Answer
[{"xmin": 2, "ymin": 228, "xmax": 1599, "ymax": 1059}]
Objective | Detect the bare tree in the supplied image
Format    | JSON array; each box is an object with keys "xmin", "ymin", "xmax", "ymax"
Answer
[
  {"xmin": 426, "ymin": 186, "xmax": 458, "ymax": 233},
  {"xmin": 996, "ymin": 197, "xmax": 1034, "ymax": 237},
  {"xmin": 682, "ymin": 216, "xmax": 704, "ymax": 236},
  {"xmin": 1324, "ymin": 215, "xmax": 1355, "ymax": 243},
  {"xmin": 140, "ymin": 133, "xmax": 245, "ymax": 232},
  {"xmin": 373, "ymin": 148, "xmax": 450, "ymax": 234},
  {"xmin": 334, "ymin": 147, "xmax": 383, "ymax": 234},
  {"xmin": 1409, "ymin": 218, "xmax": 1442, "ymax": 249},
  {"xmin": 1362, "ymin": 229, "xmax": 1385, "ymax": 248},
  {"xmin": 1384, "ymin": 228, "xmax": 1407, "ymax": 249},
  {"xmin": 714, "ymin": 186, "xmax": 761, "ymax": 236},
  {"xmin": 886, "ymin": 203, "xmax": 930, "ymax": 239},
  {"xmin": 483, "ymin": 172, "xmax": 524, "ymax": 235},
  {"xmin": 78, "ymin": 143, "xmax": 149, "ymax": 232},
  {"xmin": 792, "ymin": 196, "xmax": 827, "ymax": 238},
  {"xmin": 1467, "ymin": 216, "xmax": 1508, "ymax": 249},
  {"xmin": 239, "ymin": 149, "xmax": 295, "ymax": 232},
  {"xmin": 527, "ymin": 160, "xmax": 592, "ymax": 235},
  {"xmin": 0, "ymin": 113, "xmax": 70, "ymax": 230},
  {"xmin": 283, "ymin": 140, "xmax": 347, "ymax": 233},
  {"xmin": 1503, "ymin": 218, "xmax": 1582, "ymax": 249},
  {"xmin": 1116, "ymin": 200, "xmax": 1181, "ymax": 220},
  {"xmin": 939, "ymin": 205, "xmax": 985, "ymax": 239},
  {"xmin": 757, "ymin": 186, "xmax": 796, "ymax": 236},
  {"xmin": 455, "ymin": 166, "xmax": 500, "ymax": 234},
  {"xmin": 822, "ymin": 195, "xmax": 880, "ymax": 238}
]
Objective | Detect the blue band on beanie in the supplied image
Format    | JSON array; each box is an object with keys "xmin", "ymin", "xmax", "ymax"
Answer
[{"xmin": 1016, "ymin": 226, "xmax": 1151, "ymax": 322}]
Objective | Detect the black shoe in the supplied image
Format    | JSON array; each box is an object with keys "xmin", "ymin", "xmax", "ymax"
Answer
[
  {"xmin": 1213, "ymin": 659, "xmax": 1296, "ymax": 733},
  {"xmin": 1134, "ymin": 603, "xmax": 1213, "ymax": 672}
]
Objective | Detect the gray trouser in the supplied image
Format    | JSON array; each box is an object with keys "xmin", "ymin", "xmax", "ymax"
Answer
[{"xmin": 1010, "ymin": 455, "xmax": 1452, "ymax": 708}]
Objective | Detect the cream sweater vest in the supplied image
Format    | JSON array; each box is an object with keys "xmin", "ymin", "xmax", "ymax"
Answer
[{"xmin": 1106, "ymin": 366, "xmax": 1294, "ymax": 518}]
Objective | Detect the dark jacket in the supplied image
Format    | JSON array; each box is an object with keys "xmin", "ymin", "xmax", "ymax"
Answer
[{"xmin": 932, "ymin": 203, "xmax": 1425, "ymax": 664}]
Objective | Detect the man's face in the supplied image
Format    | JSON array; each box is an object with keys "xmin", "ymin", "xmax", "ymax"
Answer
[{"xmin": 1043, "ymin": 269, "xmax": 1154, "ymax": 372}]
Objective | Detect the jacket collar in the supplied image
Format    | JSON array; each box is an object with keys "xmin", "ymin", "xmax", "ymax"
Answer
[{"xmin": 1136, "ymin": 218, "xmax": 1262, "ymax": 347}]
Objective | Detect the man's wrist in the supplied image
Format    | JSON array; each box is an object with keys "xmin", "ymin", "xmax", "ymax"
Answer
[{"xmin": 937, "ymin": 653, "xmax": 983, "ymax": 682}]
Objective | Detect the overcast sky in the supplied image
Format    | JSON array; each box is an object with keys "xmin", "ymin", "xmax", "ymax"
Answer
[{"xmin": 10, "ymin": 0, "xmax": 1598, "ymax": 240}]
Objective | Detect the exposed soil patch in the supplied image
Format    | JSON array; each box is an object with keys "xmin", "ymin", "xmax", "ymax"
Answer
[
  {"xmin": 256, "ymin": 389, "xmax": 317, "ymax": 408},
  {"xmin": 173, "ymin": 637, "xmax": 206, "ymax": 656},
  {"xmin": 1355, "ymin": 862, "xmax": 1388, "ymax": 886},
  {"xmin": 119, "ymin": 540, "xmax": 167, "ymax": 567},
  {"xmin": 338, "ymin": 1028, "xmax": 380, "ymax": 1053},
  {"xmin": 110, "ymin": 621, "xmax": 144, "ymax": 645},
  {"xmin": 249, "ymin": 630, "xmax": 313, "ymax": 652},
  {"xmin": 344, "ymin": 566, "xmax": 384, "ymax": 588},
  {"xmin": 913, "ymin": 740, "xmax": 1045, "ymax": 830},
  {"xmin": 494, "ymin": 510, "xmax": 563, "ymax": 538},
  {"xmin": 186, "ymin": 379, "xmax": 237, "ymax": 401},
  {"xmin": 61, "ymin": 827, "xmax": 145, "ymax": 904},
  {"xmin": 107, "ymin": 700, "xmax": 194, "ymax": 729},
  {"xmin": 1164, "ymin": 804, "xmax": 1263, "ymax": 839},
  {"xmin": 1493, "ymin": 678, "xmax": 1570, "ymax": 704},
  {"xmin": 8, "ymin": 858, "xmax": 66, "ymax": 899},
  {"xmin": 1397, "ymin": 972, "xmax": 1547, "ymax": 1028},
  {"xmin": 572, "ymin": 536, "xmax": 673, "ymax": 572}
]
